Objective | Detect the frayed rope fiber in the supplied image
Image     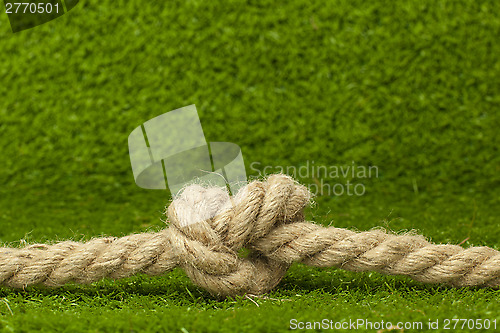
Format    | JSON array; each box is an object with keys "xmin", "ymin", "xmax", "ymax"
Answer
[{"xmin": 1, "ymin": 174, "xmax": 499, "ymax": 297}]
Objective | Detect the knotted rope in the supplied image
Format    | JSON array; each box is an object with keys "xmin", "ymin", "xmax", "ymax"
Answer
[{"xmin": 0, "ymin": 174, "xmax": 498, "ymax": 297}]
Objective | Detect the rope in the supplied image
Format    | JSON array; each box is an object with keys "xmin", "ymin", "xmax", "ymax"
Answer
[{"xmin": 1, "ymin": 174, "xmax": 498, "ymax": 297}]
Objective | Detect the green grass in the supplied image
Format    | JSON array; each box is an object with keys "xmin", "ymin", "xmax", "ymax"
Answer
[{"xmin": 0, "ymin": 0, "xmax": 499, "ymax": 331}]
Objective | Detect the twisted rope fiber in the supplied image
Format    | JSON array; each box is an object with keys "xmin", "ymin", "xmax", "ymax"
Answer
[{"xmin": 1, "ymin": 174, "xmax": 499, "ymax": 297}]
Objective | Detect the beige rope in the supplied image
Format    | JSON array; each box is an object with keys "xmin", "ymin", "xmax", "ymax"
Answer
[{"xmin": 0, "ymin": 174, "xmax": 498, "ymax": 297}]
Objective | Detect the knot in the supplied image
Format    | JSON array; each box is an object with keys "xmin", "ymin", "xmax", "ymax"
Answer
[{"xmin": 167, "ymin": 174, "xmax": 312, "ymax": 297}]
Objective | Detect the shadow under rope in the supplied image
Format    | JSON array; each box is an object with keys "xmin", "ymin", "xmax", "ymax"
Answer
[{"xmin": 0, "ymin": 265, "xmax": 485, "ymax": 303}]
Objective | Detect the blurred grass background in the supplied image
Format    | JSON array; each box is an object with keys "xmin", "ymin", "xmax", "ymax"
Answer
[{"xmin": 0, "ymin": 0, "xmax": 499, "ymax": 332}]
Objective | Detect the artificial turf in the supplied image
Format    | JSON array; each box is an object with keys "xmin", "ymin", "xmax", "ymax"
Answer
[{"xmin": 0, "ymin": 0, "xmax": 499, "ymax": 331}]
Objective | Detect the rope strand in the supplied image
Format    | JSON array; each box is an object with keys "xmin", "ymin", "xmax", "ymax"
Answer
[{"xmin": 1, "ymin": 174, "xmax": 498, "ymax": 297}]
